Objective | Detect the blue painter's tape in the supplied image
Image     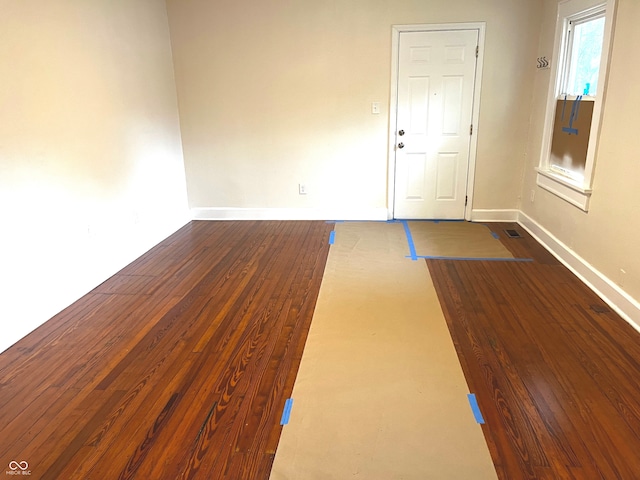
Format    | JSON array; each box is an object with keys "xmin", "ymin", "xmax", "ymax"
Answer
[
  {"xmin": 467, "ymin": 393, "xmax": 485, "ymax": 424},
  {"xmin": 411, "ymin": 255, "xmax": 534, "ymax": 262},
  {"xmin": 280, "ymin": 398, "xmax": 294, "ymax": 425},
  {"xmin": 490, "ymin": 231, "xmax": 500, "ymax": 239},
  {"xmin": 562, "ymin": 95, "xmax": 582, "ymax": 135},
  {"xmin": 401, "ymin": 220, "xmax": 418, "ymax": 261},
  {"xmin": 329, "ymin": 230, "xmax": 336, "ymax": 245}
]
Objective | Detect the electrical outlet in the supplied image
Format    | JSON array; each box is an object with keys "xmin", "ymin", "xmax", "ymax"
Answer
[
  {"xmin": 299, "ymin": 183, "xmax": 307, "ymax": 195},
  {"xmin": 530, "ymin": 189, "xmax": 536, "ymax": 202}
]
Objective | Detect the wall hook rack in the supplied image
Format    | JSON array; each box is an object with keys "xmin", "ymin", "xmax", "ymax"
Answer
[{"xmin": 537, "ymin": 56, "xmax": 550, "ymax": 69}]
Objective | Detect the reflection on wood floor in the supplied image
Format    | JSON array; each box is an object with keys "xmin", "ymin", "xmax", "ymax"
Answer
[
  {"xmin": 0, "ymin": 220, "xmax": 639, "ymax": 479},
  {"xmin": 0, "ymin": 221, "xmax": 333, "ymax": 479},
  {"xmin": 430, "ymin": 222, "xmax": 640, "ymax": 479}
]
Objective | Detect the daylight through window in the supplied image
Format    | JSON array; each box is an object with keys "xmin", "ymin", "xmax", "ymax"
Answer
[{"xmin": 563, "ymin": 14, "xmax": 605, "ymax": 97}]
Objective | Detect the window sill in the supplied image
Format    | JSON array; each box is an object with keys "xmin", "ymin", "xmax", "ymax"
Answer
[{"xmin": 535, "ymin": 168, "xmax": 592, "ymax": 211}]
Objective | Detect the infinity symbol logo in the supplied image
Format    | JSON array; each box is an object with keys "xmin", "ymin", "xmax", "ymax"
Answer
[{"xmin": 8, "ymin": 461, "xmax": 29, "ymax": 471}]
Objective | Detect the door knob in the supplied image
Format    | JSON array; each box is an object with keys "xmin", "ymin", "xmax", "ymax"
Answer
[
  {"xmin": 398, "ymin": 142, "xmax": 404, "ymax": 149},
  {"xmin": 398, "ymin": 130, "xmax": 405, "ymax": 136}
]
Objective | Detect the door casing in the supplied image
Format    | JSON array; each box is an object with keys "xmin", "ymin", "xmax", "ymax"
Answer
[{"xmin": 387, "ymin": 23, "xmax": 486, "ymax": 220}]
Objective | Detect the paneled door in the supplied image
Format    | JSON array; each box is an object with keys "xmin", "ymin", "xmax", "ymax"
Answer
[{"xmin": 393, "ymin": 29, "xmax": 479, "ymax": 219}]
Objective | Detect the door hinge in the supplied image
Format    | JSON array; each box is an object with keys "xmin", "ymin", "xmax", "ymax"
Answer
[
  {"xmin": 470, "ymin": 124, "xmax": 473, "ymax": 135},
  {"xmin": 475, "ymin": 45, "xmax": 479, "ymax": 58},
  {"xmin": 465, "ymin": 195, "xmax": 468, "ymax": 206}
]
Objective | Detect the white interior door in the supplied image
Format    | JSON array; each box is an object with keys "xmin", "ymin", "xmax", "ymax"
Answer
[{"xmin": 393, "ymin": 30, "xmax": 479, "ymax": 219}]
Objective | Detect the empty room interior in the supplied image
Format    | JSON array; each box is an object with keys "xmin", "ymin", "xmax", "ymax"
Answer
[{"xmin": 2, "ymin": 0, "xmax": 640, "ymax": 478}]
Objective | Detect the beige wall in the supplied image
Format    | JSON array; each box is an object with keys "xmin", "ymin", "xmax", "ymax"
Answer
[
  {"xmin": 521, "ymin": 0, "xmax": 640, "ymax": 305},
  {"xmin": 0, "ymin": 0, "xmax": 189, "ymax": 352},
  {"xmin": 166, "ymin": 0, "xmax": 541, "ymax": 216}
]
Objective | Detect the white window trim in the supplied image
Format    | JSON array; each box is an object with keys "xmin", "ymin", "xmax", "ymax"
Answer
[{"xmin": 536, "ymin": 0, "xmax": 617, "ymax": 211}]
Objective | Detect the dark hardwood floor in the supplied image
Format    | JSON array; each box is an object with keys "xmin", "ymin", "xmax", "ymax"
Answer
[
  {"xmin": 429, "ymin": 222, "xmax": 640, "ymax": 480},
  {"xmin": 0, "ymin": 221, "xmax": 333, "ymax": 479},
  {"xmin": 2, "ymin": 220, "xmax": 640, "ymax": 479}
]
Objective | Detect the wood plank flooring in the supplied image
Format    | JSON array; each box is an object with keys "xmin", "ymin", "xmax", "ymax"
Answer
[
  {"xmin": 2, "ymin": 220, "xmax": 640, "ymax": 479},
  {"xmin": 0, "ymin": 221, "xmax": 333, "ymax": 479},
  {"xmin": 429, "ymin": 222, "xmax": 640, "ymax": 480}
]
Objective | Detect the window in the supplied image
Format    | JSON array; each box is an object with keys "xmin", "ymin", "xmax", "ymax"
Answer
[
  {"xmin": 563, "ymin": 14, "xmax": 605, "ymax": 97},
  {"xmin": 536, "ymin": 0, "xmax": 615, "ymax": 211},
  {"xmin": 549, "ymin": 10, "xmax": 604, "ymax": 182}
]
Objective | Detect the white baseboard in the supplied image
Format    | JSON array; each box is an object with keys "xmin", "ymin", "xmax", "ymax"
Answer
[
  {"xmin": 191, "ymin": 207, "xmax": 389, "ymax": 221},
  {"xmin": 469, "ymin": 209, "xmax": 519, "ymax": 222},
  {"xmin": 518, "ymin": 211, "xmax": 640, "ymax": 333}
]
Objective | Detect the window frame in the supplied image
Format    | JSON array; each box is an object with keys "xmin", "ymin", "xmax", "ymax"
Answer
[
  {"xmin": 561, "ymin": 11, "xmax": 605, "ymax": 97},
  {"xmin": 536, "ymin": 0, "xmax": 617, "ymax": 211}
]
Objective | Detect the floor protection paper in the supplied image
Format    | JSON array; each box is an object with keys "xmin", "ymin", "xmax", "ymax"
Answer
[
  {"xmin": 270, "ymin": 221, "xmax": 497, "ymax": 480},
  {"xmin": 408, "ymin": 221, "xmax": 513, "ymax": 259}
]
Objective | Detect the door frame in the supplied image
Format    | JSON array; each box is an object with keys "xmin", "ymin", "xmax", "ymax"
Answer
[{"xmin": 387, "ymin": 23, "xmax": 486, "ymax": 220}]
